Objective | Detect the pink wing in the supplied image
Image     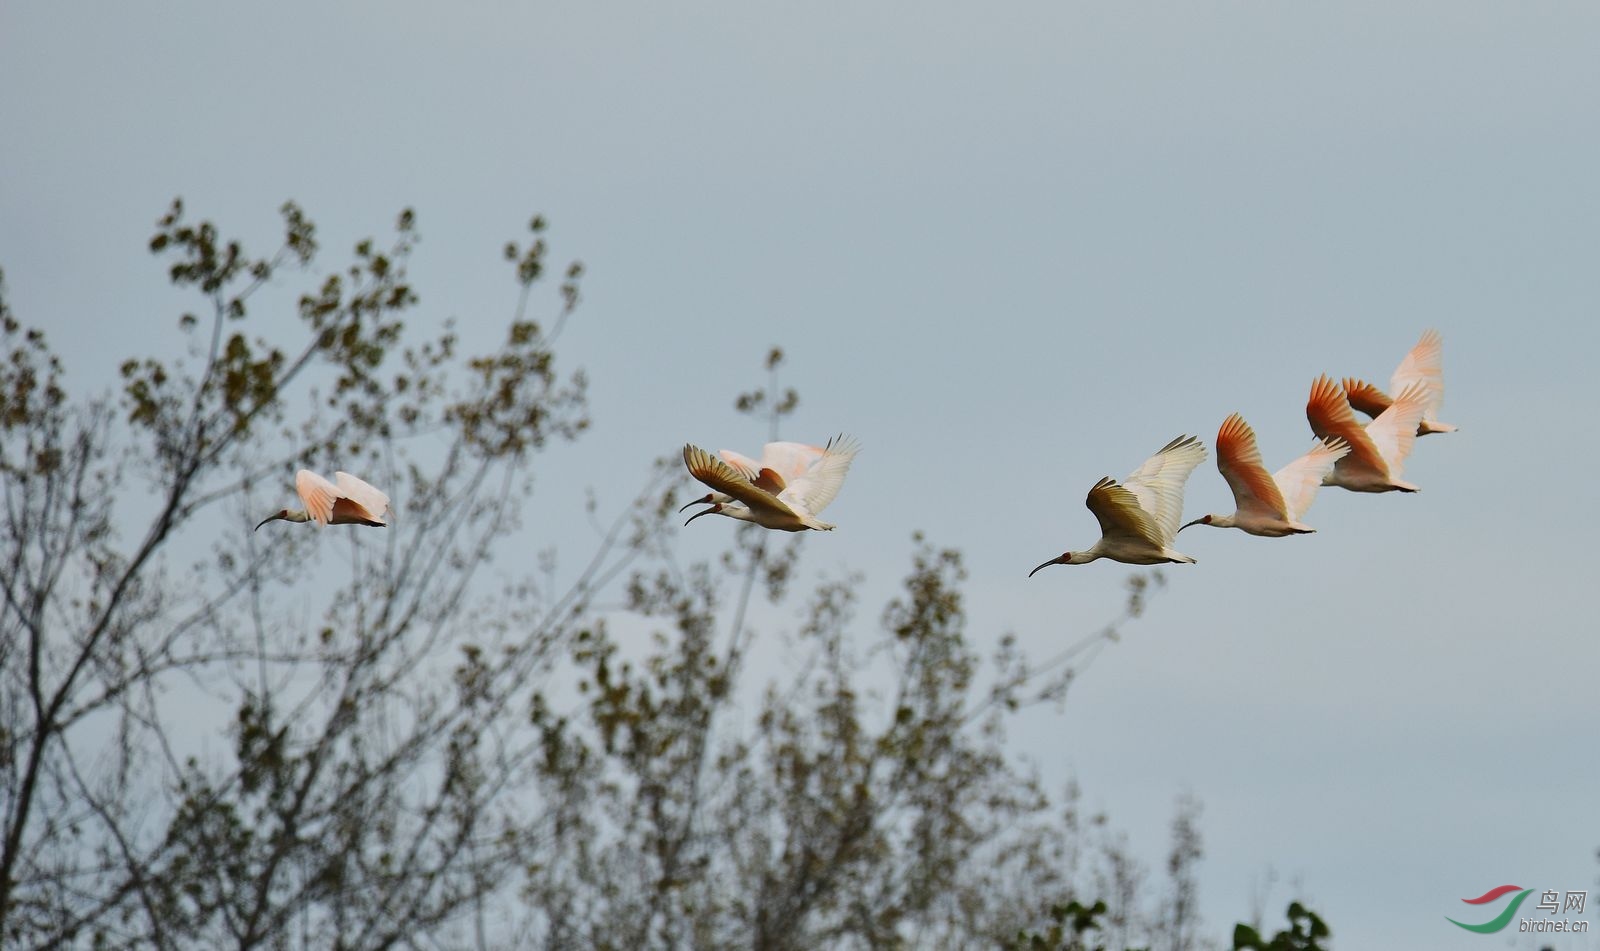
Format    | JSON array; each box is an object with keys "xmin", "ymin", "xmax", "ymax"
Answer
[
  {"xmin": 1341, "ymin": 377, "xmax": 1392, "ymax": 420},
  {"xmin": 1363, "ymin": 381, "xmax": 1428, "ymax": 477},
  {"xmin": 1273, "ymin": 437, "xmax": 1348, "ymax": 521},
  {"xmin": 1214, "ymin": 414, "xmax": 1287, "ymax": 520},
  {"xmin": 295, "ymin": 469, "xmax": 339, "ymax": 526},
  {"xmin": 759, "ymin": 442, "xmax": 827, "ymax": 482},
  {"xmin": 718, "ymin": 449, "xmax": 762, "ymax": 480},
  {"xmin": 1307, "ymin": 375, "xmax": 1386, "ymax": 480},
  {"xmin": 1390, "ymin": 329, "xmax": 1446, "ymax": 419},
  {"xmin": 333, "ymin": 471, "xmax": 391, "ymax": 523}
]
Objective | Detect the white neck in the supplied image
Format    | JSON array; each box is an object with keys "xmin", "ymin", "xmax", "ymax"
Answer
[{"xmin": 719, "ymin": 504, "xmax": 758, "ymax": 524}]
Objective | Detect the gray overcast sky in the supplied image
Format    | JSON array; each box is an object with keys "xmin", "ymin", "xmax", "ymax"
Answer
[{"xmin": 4, "ymin": 3, "xmax": 1598, "ymax": 947}]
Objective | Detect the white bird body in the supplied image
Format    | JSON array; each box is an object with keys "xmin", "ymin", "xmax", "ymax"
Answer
[
  {"xmin": 1343, "ymin": 329, "xmax": 1456, "ymax": 436},
  {"xmin": 1030, "ymin": 435, "xmax": 1207, "ymax": 574},
  {"xmin": 1182, "ymin": 413, "xmax": 1349, "ymax": 537},
  {"xmin": 255, "ymin": 469, "xmax": 391, "ymax": 531},
  {"xmin": 682, "ymin": 435, "xmax": 859, "ymax": 532},
  {"xmin": 1307, "ymin": 374, "xmax": 1428, "ymax": 493},
  {"xmin": 678, "ymin": 441, "xmax": 827, "ymax": 511}
]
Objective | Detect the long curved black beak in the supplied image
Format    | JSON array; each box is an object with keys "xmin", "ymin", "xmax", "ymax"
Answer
[
  {"xmin": 678, "ymin": 493, "xmax": 713, "ymax": 513},
  {"xmin": 253, "ymin": 513, "xmax": 280, "ymax": 532},
  {"xmin": 683, "ymin": 506, "xmax": 718, "ymax": 526},
  {"xmin": 1028, "ymin": 557, "xmax": 1061, "ymax": 578},
  {"xmin": 1178, "ymin": 517, "xmax": 1204, "ymax": 532}
]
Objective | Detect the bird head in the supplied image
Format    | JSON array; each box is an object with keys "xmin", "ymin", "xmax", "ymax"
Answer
[
  {"xmin": 1029, "ymin": 553, "xmax": 1070, "ymax": 576},
  {"xmin": 254, "ymin": 510, "xmax": 292, "ymax": 532},
  {"xmin": 678, "ymin": 492, "xmax": 715, "ymax": 513},
  {"xmin": 254, "ymin": 509, "xmax": 313, "ymax": 531},
  {"xmin": 1028, "ymin": 550, "xmax": 1103, "ymax": 575},
  {"xmin": 683, "ymin": 503, "xmax": 723, "ymax": 527}
]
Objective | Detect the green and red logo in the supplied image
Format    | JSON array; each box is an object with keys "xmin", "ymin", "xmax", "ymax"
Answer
[{"xmin": 1447, "ymin": 885, "xmax": 1532, "ymax": 934}]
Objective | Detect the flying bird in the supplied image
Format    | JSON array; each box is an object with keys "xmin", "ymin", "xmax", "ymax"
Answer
[
  {"xmin": 1181, "ymin": 413, "xmax": 1350, "ymax": 536},
  {"xmin": 682, "ymin": 435, "xmax": 859, "ymax": 532},
  {"xmin": 678, "ymin": 441, "xmax": 826, "ymax": 512},
  {"xmin": 255, "ymin": 469, "xmax": 391, "ymax": 531},
  {"xmin": 1306, "ymin": 374, "xmax": 1428, "ymax": 493},
  {"xmin": 1029, "ymin": 434, "xmax": 1207, "ymax": 574},
  {"xmin": 1343, "ymin": 329, "xmax": 1456, "ymax": 436}
]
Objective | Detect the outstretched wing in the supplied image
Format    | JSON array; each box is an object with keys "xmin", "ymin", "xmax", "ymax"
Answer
[
  {"xmin": 781, "ymin": 434, "xmax": 859, "ymax": 516},
  {"xmin": 334, "ymin": 471, "xmax": 391, "ymax": 523},
  {"xmin": 684, "ymin": 445, "xmax": 793, "ymax": 519},
  {"xmin": 1122, "ymin": 434, "xmax": 1206, "ymax": 546},
  {"xmin": 1085, "ymin": 477, "xmax": 1161, "ymax": 547},
  {"xmin": 1341, "ymin": 377, "xmax": 1392, "ymax": 420},
  {"xmin": 1214, "ymin": 414, "xmax": 1286, "ymax": 520},
  {"xmin": 1307, "ymin": 374, "xmax": 1385, "ymax": 478},
  {"xmin": 718, "ymin": 449, "xmax": 762, "ymax": 481},
  {"xmin": 295, "ymin": 469, "xmax": 339, "ymax": 526},
  {"xmin": 1363, "ymin": 381, "xmax": 1428, "ymax": 478},
  {"xmin": 759, "ymin": 441, "xmax": 827, "ymax": 482},
  {"xmin": 719, "ymin": 443, "xmax": 824, "ymax": 493},
  {"xmin": 1272, "ymin": 437, "xmax": 1348, "ymax": 521},
  {"xmin": 1390, "ymin": 328, "xmax": 1446, "ymax": 419}
]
